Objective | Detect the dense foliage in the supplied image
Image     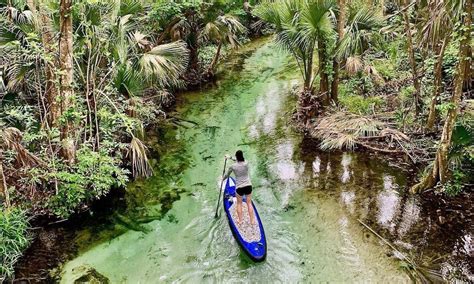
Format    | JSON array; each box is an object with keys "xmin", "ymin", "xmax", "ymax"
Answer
[
  {"xmin": 0, "ymin": 0, "xmax": 471, "ymax": 281},
  {"xmin": 0, "ymin": 0, "xmax": 253, "ymax": 215},
  {"xmin": 256, "ymin": 0, "xmax": 472, "ymax": 194},
  {"xmin": 0, "ymin": 0, "xmax": 253, "ymax": 276}
]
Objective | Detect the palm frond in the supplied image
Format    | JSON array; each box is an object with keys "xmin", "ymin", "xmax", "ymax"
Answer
[
  {"xmin": 336, "ymin": 6, "xmax": 383, "ymax": 59},
  {"xmin": 1, "ymin": 6, "xmax": 34, "ymax": 25},
  {"xmin": 128, "ymin": 136, "xmax": 153, "ymax": 178},
  {"xmin": 0, "ymin": 27, "xmax": 19, "ymax": 45},
  {"xmin": 131, "ymin": 31, "xmax": 151, "ymax": 49},
  {"xmin": 418, "ymin": 0, "xmax": 458, "ymax": 47},
  {"xmin": 312, "ymin": 112, "xmax": 386, "ymax": 150},
  {"xmin": 202, "ymin": 22, "xmax": 222, "ymax": 42},
  {"xmin": 345, "ymin": 56, "xmax": 363, "ymax": 74},
  {"xmin": 118, "ymin": 0, "xmax": 143, "ymax": 17},
  {"xmin": 113, "ymin": 64, "xmax": 145, "ymax": 97},
  {"xmin": 202, "ymin": 14, "xmax": 246, "ymax": 47},
  {"xmin": 253, "ymin": 0, "xmax": 285, "ymax": 29},
  {"xmin": 300, "ymin": 0, "xmax": 335, "ymax": 40},
  {"xmin": 138, "ymin": 40, "xmax": 189, "ymax": 87}
]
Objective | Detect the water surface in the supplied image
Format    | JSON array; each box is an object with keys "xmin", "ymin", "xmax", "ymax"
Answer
[{"xmin": 58, "ymin": 39, "xmax": 471, "ymax": 283}]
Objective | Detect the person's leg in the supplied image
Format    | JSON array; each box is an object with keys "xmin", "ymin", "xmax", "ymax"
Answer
[
  {"xmin": 246, "ymin": 194, "xmax": 255, "ymax": 225},
  {"xmin": 236, "ymin": 193, "xmax": 243, "ymax": 226}
]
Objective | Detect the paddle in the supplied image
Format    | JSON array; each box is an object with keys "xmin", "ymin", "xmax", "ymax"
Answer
[{"xmin": 215, "ymin": 157, "xmax": 228, "ymax": 218}]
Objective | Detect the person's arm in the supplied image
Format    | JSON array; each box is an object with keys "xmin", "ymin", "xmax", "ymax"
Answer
[
  {"xmin": 225, "ymin": 154, "xmax": 236, "ymax": 161},
  {"xmin": 224, "ymin": 164, "xmax": 233, "ymax": 179}
]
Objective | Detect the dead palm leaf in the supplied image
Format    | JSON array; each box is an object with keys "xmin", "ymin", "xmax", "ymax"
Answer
[
  {"xmin": 345, "ymin": 56, "xmax": 363, "ymax": 74},
  {"xmin": 1, "ymin": 127, "xmax": 44, "ymax": 167},
  {"xmin": 128, "ymin": 136, "xmax": 153, "ymax": 178},
  {"xmin": 312, "ymin": 112, "xmax": 416, "ymax": 155},
  {"xmin": 131, "ymin": 31, "xmax": 151, "ymax": 50}
]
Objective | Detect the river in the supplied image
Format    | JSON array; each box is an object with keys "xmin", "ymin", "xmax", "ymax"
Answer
[{"xmin": 16, "ymin": 38, "xmax": 473, "ymax": 283}]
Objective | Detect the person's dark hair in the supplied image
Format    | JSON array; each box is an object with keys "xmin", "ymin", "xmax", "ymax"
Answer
[{"xmin": 235, "ymin": 150, "xmax": 244, "ymax": 162}]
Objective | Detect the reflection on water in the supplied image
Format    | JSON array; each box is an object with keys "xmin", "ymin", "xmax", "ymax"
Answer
[
  {"xmin": 397, "ymin": 197, "xmax": 420, "ymax": 237},
  {"xmin": 298, "ymin": 139, "xmax": 473, "ymax": 282},
  {"xmin": 271, "ymin": 141, "xmax": 303, "ymax": 181},
  {"xmin": 377, "ymin": 187, "xmax": 400, "ymax": 231},
  {"xmin": 340, "ymin": 153, "xmax": 352, "ymax": 183},
  {"xmin": 312, "ymin": 156, "xmax": 321, "ymax": 177},
  {"xmin": 341, "ymin": 191, "xmax": 356, "ymax": 214}
]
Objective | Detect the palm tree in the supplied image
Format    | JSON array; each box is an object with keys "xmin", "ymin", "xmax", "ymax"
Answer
[
  {"xmin": 335, "ymin": 5, "xmax": 384, "ymax": 93},
  {"xmin": 256, "ymin": 0, "xmax": 383, "ymax": 111},
  {"xmin": 255, "ymin": 0, "xmax": 334, "ymax": 117},
  {"xmin": 202, "ymin": 14, "xmax": 246, "ymax": 75},
  {"xmin": 411, "ymin": 0, "xmax": 472, "ymax": 193},
  {"xmin": 418, "ymin": 0, "xmax": 459, "ymax": 131},
  {"xmin": 2, "ymin": 0, "xmax": 76, "ymax": 162},
  {"xmin": 74, "ymin": 0, "xmax": 189, "ymax": 177},
  {"xmin": 331, "ymin": 0, "xmax": 346, "ymax": 103},
  {"xmin": 74, "ymin": 0, "xmax": 189, "ymax": 104},
  {"xmin": 59, "ymin": 0, "xmax": 75, "ymax": 163},
  {"xmin": 401, "ymin": 0, "xmax": 422, "ymax": 115},
  {"xmin": 336, "ymin": 6, "xmax": 384, "ymax": 61}
]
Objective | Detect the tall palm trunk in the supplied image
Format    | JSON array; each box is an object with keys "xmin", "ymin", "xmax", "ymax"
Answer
[
  {"xmin": 171, "ymin": 10, "xmax": 202, "ymax": 86},
  {"xmin": 304, "ymin": 45, "xmax": 314, "ymax": 92},
  {"xmin": 299, "ymin": 44, "xmax": 316, "ymax": 123},
  {"xmin": 411, "ymin": 0, "xmax": 471, "ymax": 193},
  {"xmin": 0, "ymin": 150, "xmax": 10, "ymax": 209},
  {"xmin": 330, "ymin": 0, "xmax": 346, "ymax": 104},
  {"xmin": 426, "ymin": 36, "xmax": 449, "ymax": 131},
  {"xmin": 186, "ymin": 11, "xmax": 200, "ymax": 75},
  {"xmin": 318, "ymin": 40, "xmax": 330, "ymax": 105},
  {"xmin": 59, "ymin": 0, "xmax": 75, "ymax": 163},
  {"xmin": 402, "ymin": 0, "xmax": 421, "ymax": 115},
  {"xmin": 38, "ymin": 4, "xmax": 61, "ymax": 127},
  {"xmin": 243, "ymin": 0, "xmax": 253, "ymax": 29},
  {"xmin": 208, "ymin": 42, "xmax": 223, "ymax": 74}
]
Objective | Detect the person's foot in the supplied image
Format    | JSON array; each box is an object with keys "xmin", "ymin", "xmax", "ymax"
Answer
[{"xmin": 250, "ymin": 217, "xmax": 255, "ymax": 226}]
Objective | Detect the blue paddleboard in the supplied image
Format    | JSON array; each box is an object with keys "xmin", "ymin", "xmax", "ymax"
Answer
[{"xmin": 223, "ymin": 177, "xmax": 267, "ymax": 261}]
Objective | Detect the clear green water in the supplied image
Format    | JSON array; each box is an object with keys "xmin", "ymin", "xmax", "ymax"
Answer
[{"xmin": 60, "ymin": 39, "xmax": 411, "ymax": 283}]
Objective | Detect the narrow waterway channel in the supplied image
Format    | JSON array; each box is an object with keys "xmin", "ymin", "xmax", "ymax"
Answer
[{"xmin": 18, "ymin": 38, "xmax": 472, "ymax": 282}]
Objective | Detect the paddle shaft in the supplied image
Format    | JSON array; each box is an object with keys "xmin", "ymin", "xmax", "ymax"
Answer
[{"xmin": 215, "ymin": 158, "xmax": 228, "ymax": 218}]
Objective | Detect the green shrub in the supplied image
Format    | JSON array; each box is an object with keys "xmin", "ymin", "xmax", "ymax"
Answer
[
  {"xmin": 371, "ymin": 59, "xmax": 397, "ymax": 80},
  {"xmin": 442, "ymin": 170, "xmax": 465, "ymax": 197},
  {"xmin": 0, "ymin": 208, "xmax": 30, "ymax": 281},
  {"xmin": 198, "ymin": 44, "xmax": 230, "ymax": 69},
  {"xmin": 394, "ymin": 107, "xmax": 415, "ymax": 128},
  {"xmin": 47, "ymin": 147, "xmax": 129, "ymax": 218},
  {"xmin": 199, "ymin": 45, "xmax": 218, "ymax": 68},
  {"xmin": 339, "ymin": 93, "xmax": 385, "ymax": 115},
  {"xmin": 398, "ymin": 85, "xmax": 416, "ymax": 105}
]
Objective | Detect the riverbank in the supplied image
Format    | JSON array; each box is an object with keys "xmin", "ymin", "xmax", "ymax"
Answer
[{"xmin": 12, "ymin": 38, "xmax": 473, "ymax": 283}]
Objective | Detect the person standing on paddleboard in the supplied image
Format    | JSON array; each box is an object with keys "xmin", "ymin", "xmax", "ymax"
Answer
[{"xmin": 224, "ymin": 150, "xmax": 255, "ymax": 226}]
